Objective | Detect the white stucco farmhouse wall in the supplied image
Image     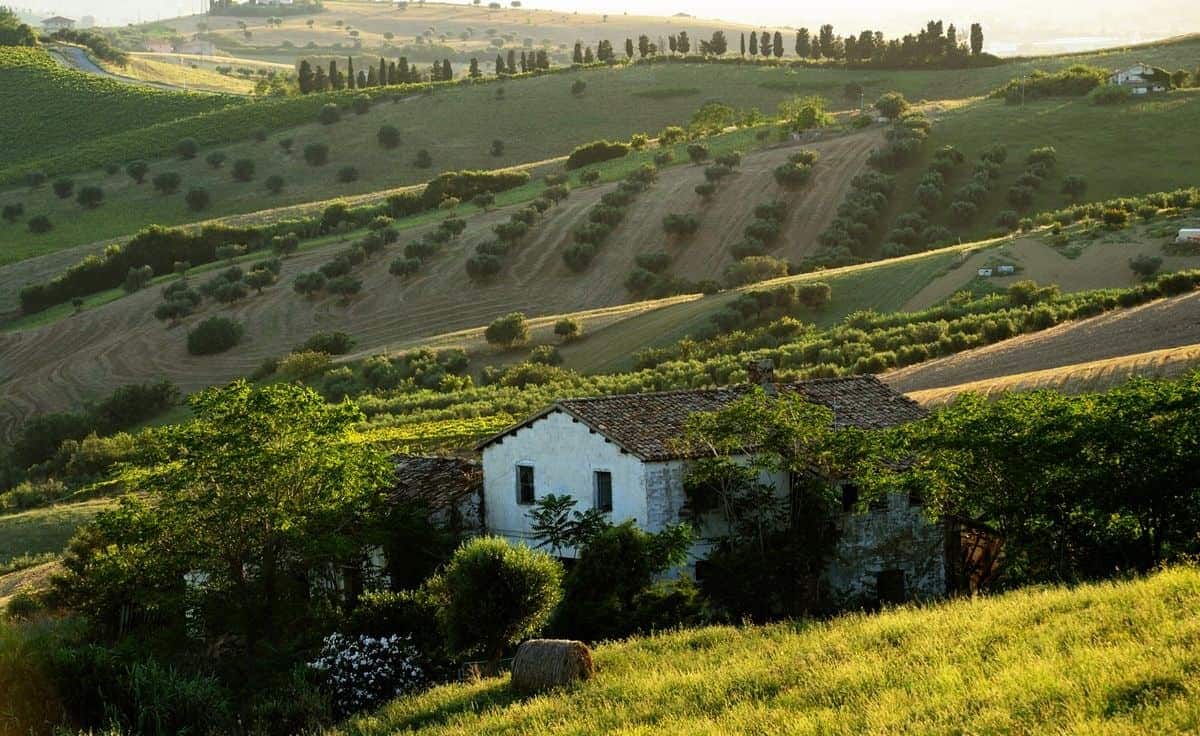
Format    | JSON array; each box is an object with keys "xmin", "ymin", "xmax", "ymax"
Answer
[{"xmin": 482, "ymin": 410, "xmax": 646, "ymax": 548}]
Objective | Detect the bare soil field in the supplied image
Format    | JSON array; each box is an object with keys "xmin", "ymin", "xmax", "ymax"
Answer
[
  {"xmin": 885, "ymin": 291, "xmax": 1200, "ymax": 395},
  {"xmin": 0, "ymin": 131, "xmax": 878, "ymax": 441}
]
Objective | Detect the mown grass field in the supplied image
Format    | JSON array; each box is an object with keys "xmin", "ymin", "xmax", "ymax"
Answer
[
  {"xmin": 97, "ymin": 53, "xmax": 261, "ymax": 95},
  {"xmin": 0, "ymin": 499, "xmax": 111, "ymax": 567},
  {"xmin": 330, "ymin": 567, "xmax": 1200, "ymax": 735},
  {"xmin": 0, "ymin": 47, "xmax": 237, "ymax": 171},
  {"xmin": 880, "ymin": 89, "xmax": 1200, "ymax": 250}
]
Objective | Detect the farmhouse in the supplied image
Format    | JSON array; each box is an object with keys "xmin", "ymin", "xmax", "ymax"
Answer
[
  {"xmin": 41, "ymin": 16, "xmax": 75, "ymax": 32},
  {"xmin": 1108, "ymin": 63, "xmax": 1169, "ymax": 94},
  {"xmin": 144, "ymin": 40, "xmax": 175, "ymax": 53},
  {"xmin": 178, "ymin": 40, "xmax": 218, "ymax": 56},
  {"xmin": 476, "ymin": 368, "xmax": 959, "ymax": 607}
]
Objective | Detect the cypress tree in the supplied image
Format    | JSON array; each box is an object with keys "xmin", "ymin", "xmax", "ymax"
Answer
[
  {"xmin": 749, "ymin": 31, "xmax": 757, "ymax": 56},
  {"xmin": 584, "ymin": 46, "xmax": 594, "ymax": 64},
  {"xmin": 496, "ymin": 54, "xmax": 505, "ymax": 75},
  {"xmin": 313, "ymin": 64, "xmax": 327, "ymax": 92},
  {"xmin": 625, "ymin": 38, "xmax": 633, "ymax": 59},
  {"xmin": 537, "ymin": 50, "xmax": 549, "ymax": 69},
  {"xmin": 431, "ymin": 59, "xmax": 442, "ymax": 81},
  {"xmin": 329, "ymin": 60, "xmax": 341, "ymax": 90},
  {"xmin": 469, "ymin": 57, "xmax": 480, "ymax": 78},
  {"xmin": 357, "ymin": 70, "xmax": 367, "ymax": 87},
  {"xmin": 379, "ymin": 57, "xmax": 387, "ymax": 86},
  {"xmin": 573, "ymin": 42, "xmax": 583, "ymax": 64},
  {"xmin": 442, "ymin": 59, "xmax": 452, "ymax": 80},
  {"xmin": 388, "ymin": 60, "xmax": 398, "ymax": 85},
  {"xmin": 740, "ymin": 32, "xmax": 746, "ymax": 57},
  {"xmin": 298, "ymin": 59, "xmax": 313, "ymax": 94},
  {"xmin": 366, "ymin": 65, "xmax": 378, "ymax": 86},
  {"xmin": 773, "ymin": 31, "xmax": 783, "ymax": 58},
  {"xmin": 520, "ymin": 50, "xmax": 528, "ymax": 73},
  {"xmin": 347, "ymin": 57, "xmax": 356, "ymax": 89},
  {"xmin": 399, "ymin": 56, "xmax": 409, "ymax": 79},
  {"xmin": 507, "ymin": 49, "xmax": 516, "ymax": 73}
]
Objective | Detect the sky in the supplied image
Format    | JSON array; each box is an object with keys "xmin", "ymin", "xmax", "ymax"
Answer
[{"xmin": 12, "ymin": 0, "xmax": 1196, "ymax": 51}]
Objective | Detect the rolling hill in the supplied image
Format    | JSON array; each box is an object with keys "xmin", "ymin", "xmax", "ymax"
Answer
[
  {"xmin": 327, "ymin": 567, "xmax": 1200, "ymax": 736},
  {"xmin": 3, "ymin": 34, "xmax": 1199, "ymax": 260},
  {"xmin": 0, "ymin": 47, "xmax": 238, "ymax": 171},
  {"xmin": 0, "ymin": 129, "xmax": 879, "ymax": 441}
]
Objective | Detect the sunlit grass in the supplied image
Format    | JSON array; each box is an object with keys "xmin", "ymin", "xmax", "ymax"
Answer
[{"xmin": 332, "ymin": 567, "xmax": 1200, "ymax": 736}]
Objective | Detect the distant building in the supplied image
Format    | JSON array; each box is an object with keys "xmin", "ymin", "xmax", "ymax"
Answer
[
  {"xmin": 41, "ymin": 16, "xmax": 75, "ymax": 32},
  {"xmin": 145, "ymin": 40, "xmax": 175, "ymax": 54},
  {"xmin": 1109, "ymin": 63, "xmax": 1169, "ymax": 95}
]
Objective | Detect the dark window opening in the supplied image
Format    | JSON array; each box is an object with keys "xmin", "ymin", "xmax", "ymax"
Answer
[
  {"xmin": 517, "ymin": 465, "xmax": 535, "ymax": 505},
  {"xmin": 841, "ymin": 483, "xmax": 860, "ymax": 512},
  {"xmin": 877, "ymin": 569, "xmax": 907, "ymax": 605},
  {"xmin": 907, "ymin": 490, "xmax": 925, "ymax": 507},
  {"xmin": 594, "ymin": 470, "xmax": 613, "ymax": 512},
  {"xmin": 868, "ymin": 493, "xmax": 889, "ymax": 511},
  {"xmin": 693, "ymin": 559, "xmax": 711, "ymax": 582}
]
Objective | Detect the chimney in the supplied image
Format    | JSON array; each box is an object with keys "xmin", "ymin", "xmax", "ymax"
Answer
[{"xmin": 747, "ymin": 358, "xmax": 776, "ymax": 394}]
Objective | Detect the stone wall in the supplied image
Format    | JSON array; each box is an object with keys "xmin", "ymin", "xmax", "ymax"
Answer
[{"xmin": 824, "ymin": 492, "xmax": 947, "ymax": 608}]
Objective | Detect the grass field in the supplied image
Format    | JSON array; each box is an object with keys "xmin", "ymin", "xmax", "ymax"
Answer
[
  {"xmin": 0, "ymin": 499, "xmax": 111, "ymax": 568},
  {"xmin": 330, "ymin": 566, "xmax": 1200, "ymax": 735},
  {"xmin": 0, "ymin": 47, "xmax": 237, "ymax": 172},
  {"xmin": 97, "ymin": 53, "xmax": 261, "ymax": 95},
  {"xmin": 877, "ymin": 89, "xmax": 1200, "ymax": 251}
]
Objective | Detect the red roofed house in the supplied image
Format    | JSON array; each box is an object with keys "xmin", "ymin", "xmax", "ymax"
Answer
[{"xmin": 476, "ymin": 365, "xmax": 961, "ymax": 607}]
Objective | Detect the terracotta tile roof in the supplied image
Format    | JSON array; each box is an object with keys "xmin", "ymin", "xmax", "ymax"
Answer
[
  {"xmin": 477, "ymin": 376, "xmax": 926, "ymax": 461},
  {"xmin": 389, "ymin": 455, "xmax": 482, "ymax": 509}
]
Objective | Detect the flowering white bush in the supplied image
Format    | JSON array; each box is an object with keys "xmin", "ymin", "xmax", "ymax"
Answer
[{"xmin": 308, "ymin": 632, "xmax": 426, "ymax": 716}]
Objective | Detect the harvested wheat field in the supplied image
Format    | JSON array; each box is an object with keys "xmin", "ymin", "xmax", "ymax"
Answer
[
  {"xmin": 0, "ymin": 131, "xmax": 878, "ymax": 441},
  {"xmin": 886, "ymin": 291, "xmax": 1200, "ymax": 396},
  {"xmin": 906, "ymin": 342, "xmax": 1200, "ymax": 405}
]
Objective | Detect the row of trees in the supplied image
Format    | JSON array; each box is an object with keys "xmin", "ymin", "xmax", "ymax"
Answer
[{"xmin": 295, "ymin": 48, "xmax": 553, "ymax": 93}]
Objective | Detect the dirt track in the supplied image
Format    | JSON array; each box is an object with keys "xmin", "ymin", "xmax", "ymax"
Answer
[
  {"xmin": 0, "ymin": 130, "xmax": 880, "ymax": 441},
  {"xmin": 885, "ymin": 291, "xmax": 1200, "ymax": 395}
]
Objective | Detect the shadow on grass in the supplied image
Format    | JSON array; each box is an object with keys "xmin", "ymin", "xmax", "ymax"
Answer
[{"xmin": 388, "ymin": 679, "xmax": 528, "ymax": 732}]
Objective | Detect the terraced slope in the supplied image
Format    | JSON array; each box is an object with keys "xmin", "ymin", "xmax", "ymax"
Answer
[{"xmin": 0, "ymin": 131, "xmax": 878, "ymax": 440}]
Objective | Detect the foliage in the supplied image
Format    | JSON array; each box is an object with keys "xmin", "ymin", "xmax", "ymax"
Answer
[
  {"xmin": 565, "ymin": 139, "xmax": 630, "ymax": 170},
  {"xmin": 484, "ymin": 312, "xmax": 530, "ymax": 348},
  {"xmin": 186, "ymin": 316, "xmax": 244, "ymax": 355},
  {"xmin": 53, "ymin": 382, "xmax": 392, "ymax": 682},
  {"xmin": 427, "ymin": 537, "xmax": 562, "ymax": 665}
]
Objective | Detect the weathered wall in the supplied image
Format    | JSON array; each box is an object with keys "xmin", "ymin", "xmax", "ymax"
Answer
[
  {"xmin": 481, "ymin": 410, "xmax": 645, "ymax": 554},
  {"xmin": 825, "ymin": 493, "xmax": 947, "ymax": 607}
]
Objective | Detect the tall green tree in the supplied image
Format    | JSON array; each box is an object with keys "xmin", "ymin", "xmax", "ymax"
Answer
[
  {"xmin": 772, "ymin": 31, "xmax": 784, "ymax": 58},
  {"xmin": 970, "ymin": 23, "xmax": 984, "ymax": 55},
  {"xmin": 749, "ymin": 31, "xmax": 758, "ymax": 56},
  {"xmin": 56, "ymin": 382, "xmax": 392, "ymax": 675},
  {"xmin": 626, "ymin": 37, "xmax": 634, "ymax": 59},
  {"xmin": 297, "ymin": 59, "xmax": 313, "ymax": 93},
  {"xmin": 346, "ymin": 56, "xmax": 356, "ymax": 89},
  {"xmin": 795, "ymin": 28, "xmax": 811, "ymax": 57}
]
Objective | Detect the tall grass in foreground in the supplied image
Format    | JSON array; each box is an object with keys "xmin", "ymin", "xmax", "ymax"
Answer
[{"xmin": 334, "ymin": 567, "xmax": 1200, "ymax": 735}]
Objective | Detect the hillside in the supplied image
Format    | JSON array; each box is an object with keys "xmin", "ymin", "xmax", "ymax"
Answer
[
  {"xmin": 904, "ymin": 342, "xmax": 1200, "ymax": 405},
  {"xmin": 0, "ymin": 47, "xmax": 238, "ymax": 171},
  {"xmin": 5, "ymin": 38, "xmax": 1200, "ymax": 259},
  {"xmin": 0, "ymin": 130, "xmax": 878, "ymax": 441},
  {"xmin": 886, "ymin": 291, "xmax": 1200, "ymax": 395},
  {"xmin": 328, "ymin": 567, "xmax": 1200, "ymax": 736}
]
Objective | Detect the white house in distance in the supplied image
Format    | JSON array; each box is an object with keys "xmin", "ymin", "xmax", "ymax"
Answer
[
  {"xmin": 1109, "ymin": 63, "xmax": 1169, "ymax": 94},
  {"xmin": 477, "ymin": 370, "xmax": 962, "ymax": 606},
  {"xmin": 41, "ymin": 16, "xmax": 76, "ymax": 32}
]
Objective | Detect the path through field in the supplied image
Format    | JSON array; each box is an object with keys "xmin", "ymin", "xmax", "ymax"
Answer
[
  {"xmin": 0, "ymin": 130, "xmax": 879, "ymax": 441},
  {"xmin": 885, "ymin": 291, "xmax": 1200, "ymax": 395}
]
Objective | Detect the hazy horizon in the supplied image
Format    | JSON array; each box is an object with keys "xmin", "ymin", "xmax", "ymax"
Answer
[{"xmin": 11, "ymin": 0, "xmax": 1199, "ymax": 54}]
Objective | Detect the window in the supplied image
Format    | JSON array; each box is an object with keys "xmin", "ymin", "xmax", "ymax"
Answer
[
  {"xmin": 877, "ymin": 569, "xmax": 907, "ymax": 605},
  {"xmin": 594, "ymin": 470, "xmax": 613, "ymax": 512},
  {"xmin": 840, "ymin": 483, "xmax": 860, "ymax": 512},
  {"xmin": 516, "ymin": 465, "xmax": 535, "ymax": 505}
]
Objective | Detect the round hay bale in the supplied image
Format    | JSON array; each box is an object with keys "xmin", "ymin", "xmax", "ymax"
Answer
[{"xmin": 510, "ymin": 639, "xmax": 594, "ymax": 693}]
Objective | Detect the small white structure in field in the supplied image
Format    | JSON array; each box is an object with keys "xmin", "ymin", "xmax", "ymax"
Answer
[
  {"xmin": 1109, "ymin": 63, "xmax": 1168, "ymax": 95},
  {"xmin": 476, "ymin": 370, "xmax": 956, "ymax": 606},
  {"xmin": 977, "ymin": 267, "xmax": 994, "ymax": 277},
  {"xmin": 997, "ymin": 265, "xmax": 1016, "ymax": 275},
  {"xmin": 178, "ymin": 40, "xmax": 217, "ymax": 56},
  {"xmin": 1176, "ymin": 229, "xmax": 1200, "ymax": 244}
]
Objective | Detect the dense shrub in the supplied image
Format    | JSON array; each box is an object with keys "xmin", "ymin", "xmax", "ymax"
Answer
[
  {"xmin": 686, "ymin": 143, "xmax": 710, "ymax": 163},
  {"xmin": 76, "ymin": 185, "xmax": 104, "ymax": 209},
  {"xmin": 232, "ymin": 159, "xmax": 256, "ymax": 182},
  {"xmin": 304, "ymin": 142, "xmax": 330, "ymax": 166},
  {"xmin": 185, "ymin": 188, "xmax": 211, "ymax": 212},
  {"xmin": 378, "ymin": 125, "xmax": 401, "ymax": 149},
  {"xmin": 187, "ymin": 316, "xmax": 244, "ymax": 355},
  {"xmin": 298, "ymin": 331, "xmax": 355, "ymax": 355},
  {"xmin": 565, "ymin": 140, "xmax": 630, "ymax": 170},
  {"xmin": 319, "ymin": 103, "xmax": 341, "ymax": 124},
  {"xmin": 484, "ymin": 312, "xmax": 530, "ymax": 348},
  {"xmin": 465, "ymin": 253, "xmax": 502, "ymax": 281}
]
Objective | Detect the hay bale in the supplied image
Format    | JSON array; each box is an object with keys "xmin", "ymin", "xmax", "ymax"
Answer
[{"xmin": 509, "ymin": 639, "xmax": 594, "ymax": 693}]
